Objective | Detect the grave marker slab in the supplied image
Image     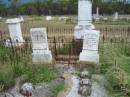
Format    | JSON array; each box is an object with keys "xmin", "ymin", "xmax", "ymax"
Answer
[
  {"xmin": 31, "ymin": 28, "xmax": 49, "ymax": 50},
  {"xmin": 30, "ymin": 28, "xmax": 52, "ymax": 64},
  {"xmin": 46, "ymin": 16, "xmax": 52, "ymax": 21},
  {"xmin": 113, "ymin": 12, "xmax": 119, "ymax": 21},
  {"xmin": 6, "ymin": 18, "xmax": 24, "ymax": 46},
  {"xmin": 79, "ymin": 30, "xmax": 100, "ymax": 64}
]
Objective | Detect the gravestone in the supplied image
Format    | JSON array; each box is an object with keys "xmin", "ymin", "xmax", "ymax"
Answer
[
  {"xmin": 46, "ymin": 16, "xmax": 52, "ymax": 21},
  {"xmin": 74, "ymin": 0, "xmax": 95, "ymax": 39},
  {"xmin": 30, "ymin": 28, "xmax": 52, "ymax": 64},
  {"xmin": 79, "ymin": 30, "xmax": 100, "ymax": 64},
  {"xmin": 113, "ymin": 12, "xmax": 118, "ymax": 21},
  {"xmin": 94, "ymin": 7, "xmax": 100, "ymax": 21},
  {"xmin": 96, "ymin": 7, "xmax": 99, "ymax": 18},
  {"xmin": 6, "ymin": 18, "xmax": 24, "ymax": 47}
]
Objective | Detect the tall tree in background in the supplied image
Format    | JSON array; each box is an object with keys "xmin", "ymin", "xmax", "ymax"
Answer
[
  {"xmin": 10, "ymin": 0, "xmax": 21, "ymax": 15},
  {"xmin": 92, "ymin": 0, "xmax": 102, "ymax": 14},
  {"xmin": 46, "ymin": 0, "xmax": 53, "ymax": 15},
  {"xmin": 1, "ymin": 0, "xmax": 130, "ymax": 16},
  {"xmin": 34, "ymin": 0, "xmax": 44, "ymax": 15},
  {"xmin": 0, "ymin": 0, "xmax": 6, "ymax": 16}
]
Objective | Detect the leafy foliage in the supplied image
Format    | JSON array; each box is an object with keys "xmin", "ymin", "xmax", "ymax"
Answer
[{"xmin": 1, "ymin": 0, "xmax": 130, "ymax": 16}]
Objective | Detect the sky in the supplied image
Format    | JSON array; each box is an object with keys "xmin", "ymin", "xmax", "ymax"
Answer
[
  {"xmin": 2, "ymin": 0, "xmax": 31, "ymax": 4},
  {"xmin": 2, "ymin": 0, "xmax": 130, "ymax": 5}
]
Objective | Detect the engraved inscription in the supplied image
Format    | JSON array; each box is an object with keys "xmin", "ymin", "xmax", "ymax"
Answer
[{"xmin": 83, "ymin": 30, "xmax": 99, "ymax": 51}]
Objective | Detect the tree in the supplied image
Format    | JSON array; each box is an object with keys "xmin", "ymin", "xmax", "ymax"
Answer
[
  {"xmin": 10, "ymin": 0, "xmax": 21, "ymax": 15},
  {"xmin": 0, "ymin": 0, "xmax": 6, "ymax": 16}
]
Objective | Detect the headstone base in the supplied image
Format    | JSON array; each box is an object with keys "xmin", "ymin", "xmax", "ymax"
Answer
[
  {"xmin": 79, "ymin": 50, "xmax": 99, "ymax": 64},
  {"xmin": 74, "ymin": 24, "xmax": 95, "ymax": 39},
  {"xmin": 32, "ymin": 50, "xmax": 52, "ymax": 64}
]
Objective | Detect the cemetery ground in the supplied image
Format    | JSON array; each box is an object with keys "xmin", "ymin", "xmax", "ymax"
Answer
[{"xmin": 0, "ymin": 16, "xmax": 130, "ymax": 97}]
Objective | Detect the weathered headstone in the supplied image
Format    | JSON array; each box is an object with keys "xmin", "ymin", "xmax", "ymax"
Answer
[
  {"xmin": 30, "ymin": 28, "xmax": 52, "ymax": 64},
  {"xmin": 74, "ymin": 0, "xmax": 95, "ymax": 39},
  {"xmin": 78, "ymin": 0, "xmax": 92, "ymax": 26},
  {"xmin": 94, "ymin": 7, "xmax": 100, "ymax": 22},
  {"xmin": 46, "ymin": 16, "xmax": 52, "ymax": 21},
  {"xmin": 113, "ymin": 12, "xmax": 118, "ymax": 21},
  {"xmin": 79, "ymin": 30, "xmax": 100, "ymax": 64},
  {"xmin": 59, "ymin": 16, "xmax": 68, "ymax": 21},
  {"xmin": 96, "ymin": 7, "xmax": 99, "ymax": 18},
  {"xmin": 6, "ymin": 18, "xmax": 24, "ymax": 47}
]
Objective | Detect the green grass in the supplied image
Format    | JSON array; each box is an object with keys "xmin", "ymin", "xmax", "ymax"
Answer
[
  {"xmin": 99, "ymin": 43, "xmax": 130, "ymax": 97},
  {"xmin": 0, "ymin": 68, "xmax": 15, "ymax": 92},
  {"xmin": 56, "ymin": 44, "xmax": 72, "ymax": 55},
  {"xmin": 51, "ymin": 83, "xmax": 65, "ymax": 96},
  {"xmin": 0, "ymin": 45, "xmax": 57, "ymax": 92},
  {"xmin": 27, "ymin": 65, "xmax": 56, "ymax": 84}
]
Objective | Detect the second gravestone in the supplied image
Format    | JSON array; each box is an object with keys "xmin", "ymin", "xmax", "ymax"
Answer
[
  {"xmin": 6, "ymin": 18, "xmax": 24, "ymax": 47},
  {"xmin": 30, "ymin": 28, "xmax": 52, "ymax": 64},
  {"xmin": 79, "ymin": 30, "xmax": 100, "ymax": 64},
  {"xmin": 74, "ymin": 0, "xmax": 95, "ymax": 39}
]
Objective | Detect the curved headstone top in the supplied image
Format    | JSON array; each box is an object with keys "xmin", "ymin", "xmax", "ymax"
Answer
[
  {"xmin": 30, "ymin": 27, "xmax": 46, "ymax": 32},
  {"xmin": 6, "ymin": 18, "xmax": 21, "ymax": 24}
]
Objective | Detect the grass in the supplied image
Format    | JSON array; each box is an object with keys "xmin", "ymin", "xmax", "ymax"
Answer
[
  {"xmin": 99, "ymin": 42, "xmax": 130, "ymax": 97},
  {"xmin": 0, "ymin": 44, "xmax": 57, "ymax": 92},
  {"xmin": 0, "ymin": 16, "xmax": 130, "ymax": 96},
  {"xmin": 51, "ymin": 83, "xmax": 65, "ymax": 96},
  {"xmin": 27, "ymin": 65, "xmax": 56, "ymax": 84},
  {"xmin": 0, "ymin": 68, "xmax": 15, "ymax": 92},
  {"xmin": 56, "ymin": 43, "xmax": 72, "ymax": 55}
]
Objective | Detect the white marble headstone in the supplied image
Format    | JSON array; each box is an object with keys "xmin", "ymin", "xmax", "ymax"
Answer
[
  {"xmin": 6, "ymin": 18, "xmax": 24, "ymax": 46},
  {"xmin": 46, "ymin": 16, "xmax": 52, "ymax": 21},
  {"xmin": 113, "ymin": 12, "xmax": 118, "ymax": 21},
  {"xmin": 78, "ymin": 0, "xmax": 92, "ymax": 26},
  {"xmin": 30, "ymin": 28, "xmax": 52, "ymax": 64},
  {"xmin": 79, "ymin": 30, "xmax": 100, "ymax": 64},
  {"xmin": 31, "ymin": 28, "xmax": 49, "ymax": 51},
  {"xmin": 83, "ymin": 30, "xmax": 100, "ymax": 51},
  {"xmin": 96, "ymin": 7, "xmax": 99, "ymax": 18},
  {"xmin": 74, "ymin": 0, "xmax": 94, "ymax": 39}
]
